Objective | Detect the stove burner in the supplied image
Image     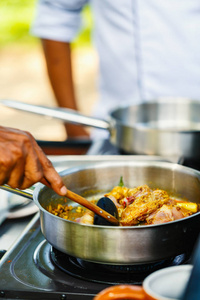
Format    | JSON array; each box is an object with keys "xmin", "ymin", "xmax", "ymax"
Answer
[
  {"xmin": 50, "ymin": 247, "xmax": 190, "ymax": 285},
  {"xmin": 77, "ymin": 257, "xmax": 174, "ymax": 274}
]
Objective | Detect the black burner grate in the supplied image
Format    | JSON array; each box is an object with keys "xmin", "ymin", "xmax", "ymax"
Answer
[{"xmin": 50, "ymin": 247, "xmax": 190, "ymax": 285}]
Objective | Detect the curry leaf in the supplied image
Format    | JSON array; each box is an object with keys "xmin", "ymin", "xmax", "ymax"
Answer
[{"xmin": 118, "ymin": 176, "xmax": 124, "ymax": 187}]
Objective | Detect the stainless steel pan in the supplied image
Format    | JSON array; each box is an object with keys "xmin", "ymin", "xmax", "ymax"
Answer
[
  {"xmin": 1, "ymin": 98, "xmax": 200, "ymax": 158},
  {"xmin": 2, "ymin": 161, "xmax": 200, "ymax": 265}
]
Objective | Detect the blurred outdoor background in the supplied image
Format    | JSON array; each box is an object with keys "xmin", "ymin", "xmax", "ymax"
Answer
[{"xmin": 0, "ymin": 0, "xmax": 98, "ymax": 141}]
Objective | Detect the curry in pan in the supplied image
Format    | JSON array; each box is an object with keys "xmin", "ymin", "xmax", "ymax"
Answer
[{"xmin": 46, "ymin": 177, "xmax": 199, "ymax": 226}]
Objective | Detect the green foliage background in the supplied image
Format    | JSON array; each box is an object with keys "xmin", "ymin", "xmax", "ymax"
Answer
[{"xmin": 0, "ymin": 0, "xmax": 92, "ymax": 49}]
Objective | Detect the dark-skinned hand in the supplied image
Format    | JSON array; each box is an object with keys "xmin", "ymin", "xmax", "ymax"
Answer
[{"xmin": 0, "ymin": 126, "xmax": 67, "ymax": 196}]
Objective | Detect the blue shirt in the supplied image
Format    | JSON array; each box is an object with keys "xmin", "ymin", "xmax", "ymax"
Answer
[{"xmin": 32, "ymin": 0, "xmax": 200, "ymax": 137}]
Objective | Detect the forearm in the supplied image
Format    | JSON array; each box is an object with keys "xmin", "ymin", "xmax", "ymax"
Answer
[
  {"xmin": 41, "ymin": 39, "xmax": 77, "ymax": 110},
  {"xmin": 41, "ymin": 39, "xmax": 89, "ymax": 138}
]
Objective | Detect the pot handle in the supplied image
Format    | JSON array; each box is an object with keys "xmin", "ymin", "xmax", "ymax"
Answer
[
  {"xmin": 94, "ymin": 285, "xmax": 147, "ymax": 300},
  {"xmin": 0, "ymin": 184, "xmax": 34, "ymax": 200},
  {"xmin": 0, "ymin": 99, "xmax": 111, "ymax": 131}
]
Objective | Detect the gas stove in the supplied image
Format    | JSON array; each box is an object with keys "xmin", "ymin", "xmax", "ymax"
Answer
[
  {"xmin": 0, "ymin": 212, "xmax": 191, "ymax": 300},
  {"xmin": 0, "ymin": 139, "xmax": 199, "ymax": 300}
]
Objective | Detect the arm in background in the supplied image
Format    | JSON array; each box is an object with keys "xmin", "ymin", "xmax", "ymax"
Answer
[{"xmin": 41, "ymin": 39, "xmax": 90, "ymax": 139}]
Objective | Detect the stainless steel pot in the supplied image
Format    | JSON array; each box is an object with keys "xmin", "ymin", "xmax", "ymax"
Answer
[
  {"xmin": 1, "ymin": 98, "xmax": 200, "ymax": 158},
  {"xmin": 2, "ymin": 161, "xmax": 200, "ymax": 265}
]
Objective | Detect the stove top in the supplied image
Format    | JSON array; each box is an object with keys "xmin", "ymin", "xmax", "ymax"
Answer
[{"xmin": 0, "ymin": 212, "xmax": 191, "ymax": 300}]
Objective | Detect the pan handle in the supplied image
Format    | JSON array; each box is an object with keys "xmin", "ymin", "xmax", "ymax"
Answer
[
  {"xmin": 0, "ymin": 184, "xmax": 34, "ymax": 200},
  {"xmin": 0, "ymin": 99, "xmax": 111, "ymax": 131}
]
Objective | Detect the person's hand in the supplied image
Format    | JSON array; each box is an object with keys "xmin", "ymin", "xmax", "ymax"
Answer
[{"xmin": 0, "ymin": 126, "xmax": 67, "ymax": 196}]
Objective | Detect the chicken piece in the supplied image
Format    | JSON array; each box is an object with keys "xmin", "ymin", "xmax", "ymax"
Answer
[
  {"xmin": 153, "ymin": 189, "xmax": 170, "ymax": 201},
  {"xmin": 120, "ymin": 187, "xmax": 169, "ymax": 226},
  {"xmin": 146, "ymin": 205, "xmax": 174, "ymax": 224},
  {"xmin": 79, "ymin": 211, "xmax": 94, "ymax": 225},
  {"xmin": 126, "ymin": 184, "xmax": 152, "ymax": 200},
  {"xmin": 171, "ymin": 206, "xmax": 192, "ymax": 219},
  {"xmin": 146, "ymin": 204, "xmax": 192, "ymax": 225},
  {"xmin": 165, "ymin": 198, "xmax": 178, "ymax": 206}
]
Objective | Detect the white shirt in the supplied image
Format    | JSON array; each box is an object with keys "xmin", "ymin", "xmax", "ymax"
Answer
[{"xmin": 32, "ymin": 0, "xmax": 200, "ymax": 137}]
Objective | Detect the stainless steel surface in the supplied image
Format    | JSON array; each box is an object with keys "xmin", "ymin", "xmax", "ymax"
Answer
[
  {"xmin": 110, "ymin": 98, "xmax": 200, "ymax": 158},
  {"xmin": 2, "ymin": 98, "xmax": 200, "ymax": 158},
  {"xmin": 33, "ymin": 160, "xmax": 200, "ymax": 264}
]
